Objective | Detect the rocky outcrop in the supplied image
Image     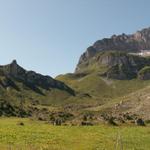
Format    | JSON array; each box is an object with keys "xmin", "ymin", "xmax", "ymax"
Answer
[
  {"xmin": 78, "ymin": 46, "xmax": 98, "ymax": 65},
  {"xmin": 76, "ymin": 27, "xmax": 150, "ymax": 72}
]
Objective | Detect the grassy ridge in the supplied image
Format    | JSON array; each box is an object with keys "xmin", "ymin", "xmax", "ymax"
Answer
[{"xmin": 0, "ymin": 118, "xmax": 149, "ymax": 150}]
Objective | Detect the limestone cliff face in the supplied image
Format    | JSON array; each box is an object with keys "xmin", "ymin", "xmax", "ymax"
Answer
[
  {"xmin": 75, "ymin": 51, "xmax": 150, "ymax": 80},
  {"xmin": 0, "ymin": 60, "xmax": 75, "ymax": 95},
  {"xmin": 99, "ymin": 52, "xmax": 150, "ymax": 79},
  {"xmin": 76, "ymin": 27, "xmax": 150, "ymax": 72}
]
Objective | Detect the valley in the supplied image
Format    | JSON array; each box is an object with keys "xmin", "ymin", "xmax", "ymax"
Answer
[{"xmin": 1, "ymin": 27, "xmax": 150, "ymax": 149}]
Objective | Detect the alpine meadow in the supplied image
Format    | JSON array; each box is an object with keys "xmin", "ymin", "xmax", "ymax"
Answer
[{"xmin": 0, "ymin": 0, "xmax": 150, "ymax": 150}]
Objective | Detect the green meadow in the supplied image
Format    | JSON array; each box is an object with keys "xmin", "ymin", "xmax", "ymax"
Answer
[{"xmin": 0, "ymin": 118, "xmax": 149, "ymax": 150}]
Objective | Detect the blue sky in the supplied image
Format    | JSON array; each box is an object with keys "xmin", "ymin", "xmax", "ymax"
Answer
[{"xmin": 0, "ymin": 0, "xmax": 150, "ymax": 77}]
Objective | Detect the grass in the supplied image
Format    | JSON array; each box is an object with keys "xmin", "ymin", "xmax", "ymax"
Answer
[
  {"xmin": 56, "ymin": 51, "xmax": 150, "ymax": 104},
  {"xmin": 0, "ymin": 75, "xmax": 73, "ymax": 107},
  {"xmin": 0, "ymin": 118, "xmax": 150, "ymax": 150},
  {"xmin": 57, "ymin": 72, "xmax": 150, "ymax": 100}
]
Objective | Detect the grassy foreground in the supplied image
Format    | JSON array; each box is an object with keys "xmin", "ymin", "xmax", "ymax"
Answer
[{"xmin": 0, "ymin": 118, "xmax": 149, "ymax": 150}]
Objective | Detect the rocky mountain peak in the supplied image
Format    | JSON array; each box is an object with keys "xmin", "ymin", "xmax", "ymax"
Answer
[
  {"xmin": 11, "ymin": 59, "xmax": 17, "ymax": 65},
  {"xmin": 76, "ymin": 27, "xmax": 150, "ymax": 72},
  {"xmin": 9, "ymin": 60, "xmax": 22, "ymax": 75},
  {"xmin": 0, "ymin": 60, "xmax": 25, "ymax": 77}
]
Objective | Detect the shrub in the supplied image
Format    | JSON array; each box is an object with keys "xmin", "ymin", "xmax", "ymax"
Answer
[
  {"xmin": 138, "ymin": 66, "xmax": 150, "ymax": 80},
  {"xmin": 17, "ymin": 122, "xmax": 24, "ymax": 126}
]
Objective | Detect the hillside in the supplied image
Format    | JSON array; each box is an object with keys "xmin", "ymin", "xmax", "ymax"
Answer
[
  {"xmin": 0, "ymin": 60, "xmax": 76, "ymax": 117},
  {"xmin": 57, "ymin": 51, "xmax": 150, "ymax": 123},
  {"xmin": 57, "ymin": 51, "xmax": 150, "ymax": 98}
]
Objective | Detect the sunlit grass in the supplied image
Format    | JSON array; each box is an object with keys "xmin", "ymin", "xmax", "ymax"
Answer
[{"xmin": 0, "ymin": 118, "xmax": 149, "ymax": 150}]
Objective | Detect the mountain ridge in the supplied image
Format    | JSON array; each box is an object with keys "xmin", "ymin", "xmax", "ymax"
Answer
[
  {"xmin": 0, "ymin": 60, "xmax": 74, "ymax": 95},
  {"xmin": 76, "ymin": 27, "xmax": 150, "ymax": 72}
]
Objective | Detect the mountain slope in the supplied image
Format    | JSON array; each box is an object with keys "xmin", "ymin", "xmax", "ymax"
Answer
[
  {"xmin": 56, "ymin": 26, "xmax": 150, "ymax": 123},
  {"xmin": 86, "ymin": 85, "xmax": 150, "ymax": 121},
  {"xmin": 56, "ymin": 51, "xmax": 150, "ymax": 123},
  {"xmin": 75, "ymin": 51, "xmax": 150, "ymax": 77},
  {"xmin": 0, "ymin": 60, "xmax": 75, "ymax": 107},
  {"xmin": 57, "ymin": 70, "xmax": 150, "ymax": 104}
]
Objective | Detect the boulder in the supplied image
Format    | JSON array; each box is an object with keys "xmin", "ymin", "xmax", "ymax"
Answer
[{"xmin": 135, "ymin": 118, "xmax": 145, "ymax": 126}]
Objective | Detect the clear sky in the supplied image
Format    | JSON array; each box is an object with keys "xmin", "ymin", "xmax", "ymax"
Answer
[{"xmin": 0, "ymin": 0, "xmax": 150, "ymax": 77}]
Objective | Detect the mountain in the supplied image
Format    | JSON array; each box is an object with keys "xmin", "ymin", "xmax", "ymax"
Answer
[
  {"xmin": 0, "ymin": 60, "xmax": 75, "ymax": 114},
  {"xmin": 57, "ymin": 51, "xmax": 150, "ymax": 124},
  {"xmin": 2, "ymin": 27, "xmax": 150, "ymax": 125},
  {"xmin": 57, "ymin": 51, "xmax": 150, "ymax": 100},
  {"xmin": 56, "ymin": 27, "xmax": 150, "ymax": 124},
  {"xmin": 76, "ymin": 27, "xmax": 150, "ymax": 72}
]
